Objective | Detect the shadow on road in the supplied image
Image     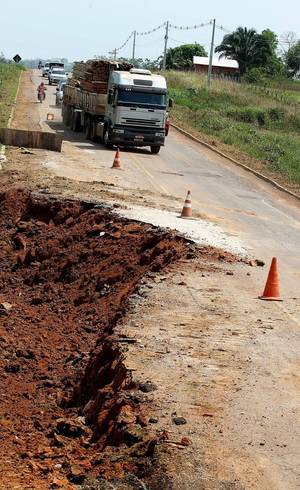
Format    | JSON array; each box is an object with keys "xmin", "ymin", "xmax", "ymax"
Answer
[{"xmin": 46, "ymin": 120, "xmax": 152, "ymax": 156}]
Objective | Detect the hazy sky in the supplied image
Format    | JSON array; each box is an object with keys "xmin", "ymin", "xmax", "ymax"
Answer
[{"xmin": 1, "ymin": 0, "xmax": 299, "ymax": 61}]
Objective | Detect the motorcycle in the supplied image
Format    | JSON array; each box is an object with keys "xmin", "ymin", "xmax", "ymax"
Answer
[{"xmin": 37, "ymin": 92, "xmax": 46, "ymax": 103}]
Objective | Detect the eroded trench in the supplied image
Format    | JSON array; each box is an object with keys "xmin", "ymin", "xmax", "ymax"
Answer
[{"xmin": 0, "ymin": 189, "xmax": 194, "ymax": 488}]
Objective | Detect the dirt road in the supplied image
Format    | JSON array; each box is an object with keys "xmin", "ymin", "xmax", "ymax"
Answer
[{"xmin": 0, "ymin": 70, "xmax": 299, "ymax": 489}]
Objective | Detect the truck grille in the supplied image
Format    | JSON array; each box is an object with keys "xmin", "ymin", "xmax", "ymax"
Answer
[{"xmin": 122, "ymin": 117, "xmax": 161, "ymax": 127}]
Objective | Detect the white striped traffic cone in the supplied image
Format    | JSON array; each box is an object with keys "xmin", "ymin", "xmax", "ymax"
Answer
[{"xmin": 180, "ymin": 190, "xmax": 192, "ymax": 218}]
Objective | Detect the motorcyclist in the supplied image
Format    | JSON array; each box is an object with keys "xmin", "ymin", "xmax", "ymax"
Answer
[{"xmin": 37, "ymin": 82, "xmax": 47, "ymax": 101}]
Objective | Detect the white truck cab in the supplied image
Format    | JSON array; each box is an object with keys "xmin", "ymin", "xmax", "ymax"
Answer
[{"xmin": 101, "ymin": 69, "xmax": 168, "ymax": 154}]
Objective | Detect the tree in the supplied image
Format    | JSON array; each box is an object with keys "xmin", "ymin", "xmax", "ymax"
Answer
[
  {"xmin": 260, "ymin": 29, "xmax": 284, "ymax": 75},
  {"xmin": 0, "ymin": 52, "xmax": 7, "ymax": 63},
  {"xmin": 165, "ymin": 44, "xmax": 207, "ymax": 70},
  {"xmin": 279, "ymin": 31, "xmax": 297, "ymax": 54},
  {"xmin": 285, "ymin": 40, "xmax": 300, "ymax": 76},
  {"xmin": 215, "ymin": 27, "xmax": 273, "ymax": 75}
]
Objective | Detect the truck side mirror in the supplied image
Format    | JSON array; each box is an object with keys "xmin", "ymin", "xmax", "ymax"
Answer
[
  {"xmin": 168, "ymin": 98, "xmax": 173, "ymax": 108},
  {"xmin": 108, "ymin": 90, "xmax": 113, "ymax": 105}
]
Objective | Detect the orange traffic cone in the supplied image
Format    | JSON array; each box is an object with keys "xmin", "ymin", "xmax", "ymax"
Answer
[
  {"xmin": 259, "ymin": 257, "xmax": 282, "ymax": 301},
  {"xmin": 180, "ymin": 190, "xmax": 192, "ymax": 218},
  {"xmin": 112, "ymin": 148, "xmax": 121, "ymax": 169}
]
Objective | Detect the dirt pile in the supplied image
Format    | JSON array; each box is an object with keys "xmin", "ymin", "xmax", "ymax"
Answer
[{"xmin": 0, "ymin": 189, "xmax": 192, "ymax": 488}]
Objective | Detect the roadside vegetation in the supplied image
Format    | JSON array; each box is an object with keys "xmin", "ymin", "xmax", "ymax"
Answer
[
  {"xmin": 0, "ymin": 63, "xmax": 24, "ymax": 128},
  {"xmin": 166, "ymin": 71, "xmax": 300, "ymax": 191}
]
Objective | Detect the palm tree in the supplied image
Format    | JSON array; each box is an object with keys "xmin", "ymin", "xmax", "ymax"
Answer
[{"xmin": 215, "ymin": 27, "xmax": 272, "ymax": 75}]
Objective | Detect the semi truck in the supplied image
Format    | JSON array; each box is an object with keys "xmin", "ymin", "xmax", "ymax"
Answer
[{"xmin": 62, "ymin": 61, "xmax": 171, "ymax": 154}]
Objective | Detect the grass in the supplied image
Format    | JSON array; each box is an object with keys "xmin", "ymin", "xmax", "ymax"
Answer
[
  {"xmin": 166, "ymin": 71, "xmax": 300, "ymax": 191},
  {"xmin": 0, "ymin": 64, "xmax": 24, "ymax": 129}
]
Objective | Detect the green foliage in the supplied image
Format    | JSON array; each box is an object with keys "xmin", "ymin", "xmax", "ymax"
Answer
[
  {"xmin": 243, "ymin": 67, "xmax": 268, "ymax": 84},
  {"xmin": 0, "ymin": 64, "xmax": 24, "ymax": 130},
  {"xmin": 215, "ymin": 27, "xmax": 276, "ymax": 75},
  {"xmin": 166, "ymin": 71, "xmax": 300, "ymax": 187},
  {"xmin": 165, "ymin": 44, "xmax": 207, "ymax": 70},
  {"xmin": 117, "ymin": 56, "xmax": 161, "ymax": 71},
  {"xmin": 285, "ymin": 41, "xmax": 300, "ymax": 76}
]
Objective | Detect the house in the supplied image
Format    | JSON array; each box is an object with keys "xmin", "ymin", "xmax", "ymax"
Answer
[{"xmin": 193, "ymin": 56, "xmax": 239, "ymax": 75}]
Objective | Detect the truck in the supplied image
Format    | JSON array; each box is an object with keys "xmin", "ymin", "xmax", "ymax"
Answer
[{"xmin": 62, "ymin": 60, "xmax": 171, "ymax": 154}]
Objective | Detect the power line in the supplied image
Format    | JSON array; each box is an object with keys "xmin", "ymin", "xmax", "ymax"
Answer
[
  {"xmin": 136, "ymin": 23, "xmax": 166, "ymax": 36},
  {"xmin": 169, "ymin": 21, "xmax": 212, "ymax": 30},
  {"xmin": 115, "ymin": 31, "xmax": 134, "ymax": 53},
  {"xmin": 109, "ymin": 19, "xmax": 233, "ymax": 66},
  {"xmin": 215, "ymin": 24, "xmax": 232, "ymax": 34}
]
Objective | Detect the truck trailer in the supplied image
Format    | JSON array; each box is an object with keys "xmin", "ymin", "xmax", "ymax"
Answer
[{"xmin": 62, "ymin": 60, "xmax": 171, "ymax": 154}]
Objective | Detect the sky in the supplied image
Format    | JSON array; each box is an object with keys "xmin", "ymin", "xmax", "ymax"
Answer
[{"xmin": 1, "ymin": 0, "xmax": 299, "ymax": 62}]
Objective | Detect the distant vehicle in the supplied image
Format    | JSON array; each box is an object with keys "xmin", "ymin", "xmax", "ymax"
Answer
[
  {"xmin": 55, "ymin": 81, "xmax": 66, "ymax": 106},
  {"xmin": 48, "ymin": 68, "xmax": 67, "ymax": 85},
  {"xmin": 42, "ymin": 62, "xmax": 51, "ymax": 77},
  {"xmin": 42, "ymin": 62, "xmax": 64, "ymax": 78}
]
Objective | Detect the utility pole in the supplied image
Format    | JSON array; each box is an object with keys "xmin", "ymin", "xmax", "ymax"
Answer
[
  {"xmin": 132, "ymin": 30, "xmax": 137, "ymax": 62},
  {"xmin": 162, "ymin": 21, "xmax": 169, "ymax": 71},
  {"xmin": 207, "ymin": 18, "xmax": 216, "ymax": 88},
  {"xmin": 109, "ymin": 49, "xmax": 117, "ymax": 60}
]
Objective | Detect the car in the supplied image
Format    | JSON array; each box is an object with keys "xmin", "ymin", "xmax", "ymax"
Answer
[
  {"xmin": 55, "ymin": 81, "xmax": 66, "ymax": 106},
  {"xmin": 42, "ymin": 62, "xmax": 64, "ymax": 78},
  {"xmin": 48, "ymin": 68, "xmax": 67, "ymax": 85},
  {"xmin": 42, "ymin": 62, "xmax": 50, "ymax": 77}
]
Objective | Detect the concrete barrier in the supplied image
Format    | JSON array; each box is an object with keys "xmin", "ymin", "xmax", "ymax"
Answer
[{"xmin": 0, "ymin": 128, "xmax": 63, "ymax": 152}]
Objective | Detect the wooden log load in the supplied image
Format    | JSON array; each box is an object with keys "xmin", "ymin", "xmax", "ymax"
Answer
[{"xmin": 70, "ymin": 59, "xmax": 133, "ymax": 94}]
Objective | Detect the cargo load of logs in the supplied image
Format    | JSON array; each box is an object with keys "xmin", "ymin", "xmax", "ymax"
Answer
[{"xmin": 70, "ymin": 59, "xmax": 133, "ymax": 94}]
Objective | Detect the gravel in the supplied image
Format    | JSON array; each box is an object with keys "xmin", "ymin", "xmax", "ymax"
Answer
[{"xmin": 118, "ymin": 205, "xmax": 247, "ymax": 256}]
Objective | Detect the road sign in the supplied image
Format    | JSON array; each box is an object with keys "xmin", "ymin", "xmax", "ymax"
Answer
[{"xmin": 13, "ymin": 54, "xmax": 22, "ymax": 63}]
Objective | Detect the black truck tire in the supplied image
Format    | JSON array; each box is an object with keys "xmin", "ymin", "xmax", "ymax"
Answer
[
  {"xmin": 150, "ymin": 146, "xmax": 161, "ymax": 155},
  {"xmin": 71, "ymin": 110, "xmax": 80, "ymax": 132},
  {"xmin": 90, "ymin": 120, "xmax": 98, "ymax": 142},
  {"xmin": 63, "ymin": 105, "xmax": 71, "ymax": 127},
  {"xmin": 85, "ymin": 116, "xmax": 91, "ymax": 140}
]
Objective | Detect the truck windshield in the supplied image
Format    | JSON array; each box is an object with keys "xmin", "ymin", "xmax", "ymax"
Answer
[{"xmin": 118, "ymin": 89, "xmax": 166, "ymax": 108}]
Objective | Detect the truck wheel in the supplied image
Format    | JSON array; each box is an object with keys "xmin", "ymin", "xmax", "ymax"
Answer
[
  {"xmin": 63, "ymin": 105, "xmax": 71, "ymax": 127},
  {"xmin": 150, "ymin": 146, "xmax": 161, "ymax": 155},
  {"xmin": 71, "ymin": 110, "xmax": 80, "ymax": 132},
  {"xmin": 85, "ymin": 117, "xmax": 91, "ymax": 139},
  {"xmin": 90, "ymin": 120, "xmax": 98, "ymax": 142},
  {"xmin": 103, "ymin": 127, "xmax": 113, "ymax": 149}
]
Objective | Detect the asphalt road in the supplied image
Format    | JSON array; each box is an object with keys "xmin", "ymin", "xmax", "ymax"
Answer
[{"xmin": 36, "ymin": 70, "xmax": 300, "ymax": 299}]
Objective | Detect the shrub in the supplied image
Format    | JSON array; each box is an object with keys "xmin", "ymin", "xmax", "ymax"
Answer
[{"xmin": 243, "ymin": 67, "xmax": 268, "ymax": 84}]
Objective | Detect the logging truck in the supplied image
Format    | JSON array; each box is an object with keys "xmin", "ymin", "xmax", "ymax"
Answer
[{"xmin": 62, "ymin": 63, "xmax": 171, "ymax": 154}]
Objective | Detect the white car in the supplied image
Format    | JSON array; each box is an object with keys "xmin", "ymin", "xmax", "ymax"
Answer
[
  {"xmin": 42, "ymin": 62, "xmax": 50, "ymax": 77},
  {"xmin": 55, "ymin": 81, "xmax": 66, "ymax": 106},
  {"xmin": 48, "ymin": 68, "xmax": 67, "ymax": 85}
]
